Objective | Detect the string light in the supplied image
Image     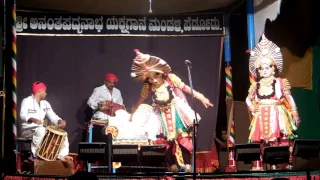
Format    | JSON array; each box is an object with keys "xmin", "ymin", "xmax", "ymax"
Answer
[{"xmin": 148, "ymin": 0, "xmax": 152, "ymax": 13}]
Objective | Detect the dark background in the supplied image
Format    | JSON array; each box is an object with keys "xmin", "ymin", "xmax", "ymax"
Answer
[{"xmin": 16, "ymin": 36, "xmax": 223, "ymax": 153}]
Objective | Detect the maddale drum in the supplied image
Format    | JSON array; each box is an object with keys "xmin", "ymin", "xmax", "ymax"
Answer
[{"xmin": 36, "ymin": 126, "xmax": 67, "ymax": 161}]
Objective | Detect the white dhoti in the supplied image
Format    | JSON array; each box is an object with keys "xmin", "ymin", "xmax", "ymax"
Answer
[{"xmin": 20, "ymin": 125, "xmax": 69, "ymax": 158}]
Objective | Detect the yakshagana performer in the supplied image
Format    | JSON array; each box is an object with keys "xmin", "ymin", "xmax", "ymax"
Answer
[
  {"xmin": 130, "ymin": 49, "xmax": 213, "ymax": 172},
  {"xmin": 246, "ymin": 34, "xmax": 299, "ymax": 170}
]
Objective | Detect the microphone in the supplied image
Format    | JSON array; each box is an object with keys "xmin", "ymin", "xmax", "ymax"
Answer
[{"xmin": 185, "ymin": 60, "xmax": 192, "ymax": 68}]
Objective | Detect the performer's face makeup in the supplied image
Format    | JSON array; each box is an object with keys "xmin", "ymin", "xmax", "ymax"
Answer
[
  {"xmin": 259, "ymin": 64, "xmax": 273, "ymax": 78},
  {"xmin": 105, "ymin": 80, "xmax": 116, "ymax": 90},
  {"xmin": 148, "ymin": 73, "xmax": 163, "ymax": 85}
]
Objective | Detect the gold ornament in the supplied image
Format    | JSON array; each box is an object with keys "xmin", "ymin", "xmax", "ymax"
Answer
[
  {"xmin": 258, "ymin": 76, "xmax": 275, "ymax": 96},
  {"xmin": 249, "ymin": 34, "xmax": 283, "ymax": 77}
]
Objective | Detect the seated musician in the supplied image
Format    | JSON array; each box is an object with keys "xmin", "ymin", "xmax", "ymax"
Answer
[
  {"xmin": 19, "ymin": 81, "xmax": 72, "ymax": 162},
  {"xmin": 87, "ymin": 73, "xmax": 125, "ymax": 119}
]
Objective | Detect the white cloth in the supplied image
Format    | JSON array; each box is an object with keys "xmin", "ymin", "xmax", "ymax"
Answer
[
  {"xmin": 87, "ymin": 85, "xmax": 124, "ymax": 120},
  {"xmin": 19, "ymin": 95, "xmax": 69, "ymax": 158},
  {"xmin": 107, "ymin": 104, "xmax": 160, "ymax": 141}
]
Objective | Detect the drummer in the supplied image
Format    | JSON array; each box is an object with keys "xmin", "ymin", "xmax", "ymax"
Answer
[
  {"xmin": 19, "ymin": 81, "xmax": 72, "ymax": 162},
  {"xmin": 87, "ymin": 73, "xmax": 125, "ymax": 119}
]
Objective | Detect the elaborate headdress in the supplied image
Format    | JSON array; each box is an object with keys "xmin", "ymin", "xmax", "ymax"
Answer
[
  {"xmin": 249, "ymin": 34, "xmax": 283, "ymax": 77},
  {"xmin": 130, "ymin": 49, "xmax": 171, "ymax": 82}
]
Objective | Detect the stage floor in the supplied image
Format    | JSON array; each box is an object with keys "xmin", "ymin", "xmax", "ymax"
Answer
[{"xmin": 3, "ymin": 170, "xmax": 320, "ymax": 180}]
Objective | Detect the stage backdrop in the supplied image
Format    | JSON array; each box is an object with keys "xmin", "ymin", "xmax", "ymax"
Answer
[{"xmin": 16, "ymin": 36, "xmax": 222, "ymax": 153}]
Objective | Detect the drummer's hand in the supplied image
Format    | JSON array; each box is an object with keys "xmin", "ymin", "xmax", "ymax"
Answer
[
  {"xmin": 60, "ymin": 155, "xmax": 73, "ymax": 162},
  {"xmin": 98, "ymin": 102, "xmax": 107, "ymax": 111},
  {"xmin": 34, "ymin": 119, "xmax": 42, "ymax": 125},
  {"xmin": 58, "ymin": 120, "xmax": 67, "ymax": 129},
  {"xmin": 99, "ymin": 101, "xmax": 107, "ymax": 105},
  {"xmin": 28, "ymin": 118, "xmax": 42, "ymax": 125},
  {"xmin": 35, "ymin": 120, "xmax": 42, "ymax": 125}
]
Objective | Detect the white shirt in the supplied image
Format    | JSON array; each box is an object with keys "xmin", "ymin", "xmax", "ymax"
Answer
[
  {"xmin": 87, "ymin": 85, "xmax": 124, "ymax": 119},
  {"xmin": 20, "ymin": 95, "xmax": 61, "ymax": 129}
]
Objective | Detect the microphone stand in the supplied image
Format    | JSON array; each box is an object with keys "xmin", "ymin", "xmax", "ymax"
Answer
[
  {"xmin": 108, "ymin": 99, "xmax": 114, "ymax": 173},
  {"xmin": 107, "ymin": 98, "xmax": 114, "ymax": 173},
  {"xmin": 186, "ymin": 63, "xmax": 199, "ymax": 179}
]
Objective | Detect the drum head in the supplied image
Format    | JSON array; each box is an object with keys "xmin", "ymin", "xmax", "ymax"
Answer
[{"xmin": 47, "ymin": 125, "xmax": 67, "ymax": 136}]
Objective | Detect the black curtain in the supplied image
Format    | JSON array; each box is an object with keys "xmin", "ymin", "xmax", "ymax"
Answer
[{"xmin": 16, "ymin": 36, "xmax": 222, "ymax": 152}]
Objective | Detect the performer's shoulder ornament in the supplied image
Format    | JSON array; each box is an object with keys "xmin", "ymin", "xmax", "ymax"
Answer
[{"xmin": 168, "ymin": 73, "xmax": 185, "ymax": 89}]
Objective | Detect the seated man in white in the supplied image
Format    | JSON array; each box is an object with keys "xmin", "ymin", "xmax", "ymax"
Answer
[
  {"xmin": 87, "ymin": 73, "xmax": 125, "ymax": 119},
  {"xmin": 19, "ymin": 81, "xmax": 72, "ymax": 162}
]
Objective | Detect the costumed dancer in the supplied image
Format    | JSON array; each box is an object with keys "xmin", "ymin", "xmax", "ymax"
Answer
[
  {"xmin": 19, "ymin": 82, "xmax": 72, "ymax": 162},
  {"xmin": 246, "ymin": 35, "xmax": 299, "ymax": 170},
  {"xmin": 130, "ymin": 49, "xmax": 213, "ymax": 173},
  {"xmin": 87, "ymin": 73, "xmax": 125, "ymax": 120}
]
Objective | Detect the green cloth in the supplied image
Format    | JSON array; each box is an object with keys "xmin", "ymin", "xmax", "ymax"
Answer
[{"xmin": 161, "ymin": 107, "xmax": 186, "ymax": 136}]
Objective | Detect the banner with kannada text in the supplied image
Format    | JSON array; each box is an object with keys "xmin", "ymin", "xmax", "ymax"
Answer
[{"xmin": 16, "ymin": 11, "xmax": 224, "ymax": 36}]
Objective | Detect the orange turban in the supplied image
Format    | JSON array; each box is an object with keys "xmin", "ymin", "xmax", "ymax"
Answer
[
  {"xmin": 32, "ymin": 81, "xmax": 47, "ymax": 93},
  {"xmin": 105, "ymin": 73, "xmax": 118, "ymax": 83}
]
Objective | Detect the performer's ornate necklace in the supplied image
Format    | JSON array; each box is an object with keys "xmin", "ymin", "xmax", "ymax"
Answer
[
  {"xmin": 151, "ymin": 82, "xmax": 174, "ymax": 106},
  {"xmin": 153, "ymin": 82, "xmax": 170, "ymax": 101},
  {"xmin": 153, "ymin": 82, "xmax": 166, "ymax": 92},
  {"xmin": 257, "ymin": 76, "xmax": 276, "ymax": 98}
]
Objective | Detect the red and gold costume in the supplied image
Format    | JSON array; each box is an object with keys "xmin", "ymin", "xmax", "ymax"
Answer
[
  {"xmin": 130, "ymin": 49, "xmax": 213, "ymax": 172},
  {"xmin": 246, "ymin": 35, "xmax": 299, "ymax": 170}
]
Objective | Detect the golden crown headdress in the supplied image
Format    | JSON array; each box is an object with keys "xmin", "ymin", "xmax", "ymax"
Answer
[
  {"xmin": 249, "ymin": 34, "xmax": 283, "ymax": 77},
  {"xmin": 130, "ymin": 49, "xmax": 171, "ymax": 82}
]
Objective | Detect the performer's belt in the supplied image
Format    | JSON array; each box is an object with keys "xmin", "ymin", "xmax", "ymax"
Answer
[{"xmin": 258, "ymin": 101, "xmax": 281, "ymax": 105}]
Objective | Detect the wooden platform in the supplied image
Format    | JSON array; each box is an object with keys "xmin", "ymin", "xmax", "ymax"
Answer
[{"xmin": 3, "ymin": 170, "xmax": 320, "ymax": 180}]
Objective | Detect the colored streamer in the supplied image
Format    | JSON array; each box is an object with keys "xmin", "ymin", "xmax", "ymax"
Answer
[
  {"xmin": 226, "ymin": 100, "xmax": 236, "ymax": 172},
  {"xmin": 224, "ymin": 13, "xmax": 236, "ymax": 171},
  {"xmin": 225, "ymin": 65, "xmax": 235, "ymax": 147},
  {"xmin": 228, "ymin": 121, "xmax": 235, "ymax": 147},
  {"xmin": 225, "ymin": 66, "xmax": 233, "ymax": 98},
  {"xmin": 12, "ymin": 1, "xmax": 17, "ymax": 142}
]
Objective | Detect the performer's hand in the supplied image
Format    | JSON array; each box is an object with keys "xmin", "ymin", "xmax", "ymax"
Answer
[
  {"xmin": 130, "ymin": 106, "xmax": 137, "ymax": 114},
  {"xmin": 294, "ymin": 116, "xmax": 301, "ymax": 127},
  {"xmin": 249, "ymin": 105, "xmax": 255, "ymax": 112},
  {"xmin": 58, "ymin": 120, "xmax": 67, "ymax": 129},
  {"xmin": 202, "ymin": 98, "xmax": 214, "ymax": 108}
]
